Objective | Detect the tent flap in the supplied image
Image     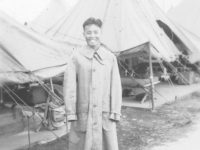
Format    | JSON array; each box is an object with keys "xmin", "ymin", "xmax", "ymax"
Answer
[{"xmin": 0, "ymin": 11, "xmax": 78, "ymax": 84}]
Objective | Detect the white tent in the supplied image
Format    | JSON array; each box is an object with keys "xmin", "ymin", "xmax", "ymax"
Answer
[
  {"xmin": 21, "ymin": 0, "xmax": 200, "ymax": 63},
  {"xmin": 168, "ymin": 0, "xmax": 200, "ymax": 39},
  {"xmin": 0, "ymin": 11, "xmax": 78, "ymax": 84},
  {"xmin": 28, "ymin": 0, "xmax": 71, "ymax": 34},
  {"xmin": 167, "ymin": 0, "xmax": 200, "ymax": 63},
  {"xmin": 2, "ymin": 0, "xmax": 200, "ymax": 84},
  {"xmin": 41, "ymin": 0, "xmax": 189, "ymax": 62},
  {"xmin": 169, "ymin": 22, "xmax": 200, "ymax": 63}
]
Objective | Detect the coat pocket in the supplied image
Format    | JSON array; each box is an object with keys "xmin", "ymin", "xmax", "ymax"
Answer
[
  {"xmin": 75, "ymin": 113, "xmax": 88, "ymax": 132},
  {"xmin": 102, "ymin": 113, "xmax": 116, "ymax": 131}
]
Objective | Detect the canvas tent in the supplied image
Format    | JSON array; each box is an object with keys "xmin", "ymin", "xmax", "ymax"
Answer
[
  {"xmin": 168, "ymin": 0, "xmax": 200, "ymax": 39},
  {"xmin": 167, "ymin": 0, "xmax": 200, "ymax": 63},
  {"xmin": 27, "ymin": 0, "xmax": 71, "ymax": 34},
  {"xmin": 142, "ymin": 0, "xmax": 200, "ymax": 62},
  {"xmin": 33, "ymin": 0, "xmax": 199, "ymax": 63},
  {"xmin": 40, "ymin": 0, "xmax": 189, "ymax": 62},
  {"xmin": 0, "ymin": 11, "xmax": 77, "ymax": 84},
  {"xmin": 166, "ymin": 22, "xmax": 200, "ymax": 63},
  {"xmin": 1, "ymin": 0, "xmax": 199, "ymax": 84}
]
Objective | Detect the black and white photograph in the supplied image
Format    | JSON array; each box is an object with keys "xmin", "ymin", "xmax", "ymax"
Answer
[{"xmin": 1, "ymin": 0, "xmax": 200, "ymax": 150}]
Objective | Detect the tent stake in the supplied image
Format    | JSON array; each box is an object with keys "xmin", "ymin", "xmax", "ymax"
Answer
[{"xmin": 148, "ymin": 42, "xmax": 155, "ymax": 110}]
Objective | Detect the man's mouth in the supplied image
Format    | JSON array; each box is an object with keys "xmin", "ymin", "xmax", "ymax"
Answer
[
  {"xmin": 89, "ymin": 39, "xmax": 96, "ymax": 41},
  {"xmin": 89, "ymin": 39, "xmax": 97, "ymax": 43}
]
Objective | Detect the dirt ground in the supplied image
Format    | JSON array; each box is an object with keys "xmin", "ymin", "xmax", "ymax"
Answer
[{"xmin": 20, "ymin": 92, "xmax": 200, "ymax": 150}]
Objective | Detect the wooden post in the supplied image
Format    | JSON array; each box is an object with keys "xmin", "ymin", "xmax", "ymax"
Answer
[
  {"xmin": 50, "ymin": 79, "xmax": 54, "ymax": 92},
  {"xmin": 148, "ymin": 42, "xmax": 155, "ymax": 110},
  {"xmin": 35, "ymin": 79, "xmax": 54, "ymax": 132},
  {"xmin": 63, "ymin": 84, "xmax": 69, "ymax": 133}
]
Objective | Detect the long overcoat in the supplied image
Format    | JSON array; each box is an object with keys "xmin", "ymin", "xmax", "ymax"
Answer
[{"xmin": 63, "ymin": 45, "xmax": 122, "ymax": 150}]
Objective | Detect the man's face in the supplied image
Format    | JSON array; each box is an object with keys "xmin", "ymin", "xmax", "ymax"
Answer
[{"xmin": 83, "ymin": 24, "xmax": 102, "ymax": 47}]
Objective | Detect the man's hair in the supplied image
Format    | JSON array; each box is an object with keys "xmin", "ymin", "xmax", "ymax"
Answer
[{"xmin": 83, "ymin": 17, "xmax": 102, "ymax": 29}]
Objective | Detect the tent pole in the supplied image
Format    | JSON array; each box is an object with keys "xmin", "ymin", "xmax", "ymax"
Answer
[
  {"xmin": 50, "ymin": 79, "xmax": 54, "ymax": 92},
  {"xmin": 36, "ymin": 79, "xmax": 54, "ymax": 132},
  {"xmin": 0, "ymin": 85, "xmax": 3, "ymax": 104},
  {"xmin": 51, "ymin": 79, "xmax": 69, "ymax": 133},
  {"xmin": 50, "ymin": 79, "xmax": 69, "ymax": 132},
  {"xmin": 148, "ymin": 42, "xmax": 155, "ymax": 110},
  {"xmin": 63, "ymin": 87, "xmax": 69, "ymax": 133}
]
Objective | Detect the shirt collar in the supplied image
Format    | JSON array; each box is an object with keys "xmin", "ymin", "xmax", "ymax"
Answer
[{"xmin": 79, "ymin": 45, "xmax": 107, "ymax": 60}]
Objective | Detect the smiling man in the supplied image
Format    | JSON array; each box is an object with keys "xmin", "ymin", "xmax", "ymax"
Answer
[
  {"xmin": 64, "ymin": 17, "xmax": 122, "ymax": 150},
  {"xmin": 83, "ymin": 19, "xmax": 101, "ymax": 50}
]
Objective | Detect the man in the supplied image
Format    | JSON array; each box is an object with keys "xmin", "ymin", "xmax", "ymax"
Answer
[{"xmin": 64, "ymin": 17, "xmax": 122, "ymax": 150}]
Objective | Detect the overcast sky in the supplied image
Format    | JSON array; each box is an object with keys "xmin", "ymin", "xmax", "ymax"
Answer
[{"xmin": 0, "ymin": 0, "xmax": 183, "ymax": 24}]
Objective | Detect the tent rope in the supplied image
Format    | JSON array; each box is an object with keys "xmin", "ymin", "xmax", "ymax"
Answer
[
  {"xmin": 2, "ymin": 84, "xmax": 69, "ymax": 148},
  {"xmin": 117, "ymin": 57, "xmax": 192, "ymax": 121},
  {"xmin": 120, "ymin": 59, "xmax": 149, "ymax": 84},
  {"xmin": 119, "ymin": 59, "xmax": 154, "ymax": 109},
  {"xmin": 3, "ymin": 84, "xmax": 48, "ymax": 121},
  {"xmin": 118, "ymin": 59, "xmax": 182, "ymax": 111},
  {"xmin": 32, "ymin": 77, "xmax": 69, "ymax": 133},
  {"xmin": 33, "ymin": 79, "xmax": 65, "ymax": 111},
  {"xmin": 102, "ymin": 41, "xmax": 187, "ymax": 110},
  {"xmin": 3, "ymin": 86, "xmax": 30, "ymax": 117},
  {"xmin": 181, "ymin": 54, "xmax": 200, "ymax": 70},
  {"xmin": 118, "ymin": 61, "xmax": 151, "ymax": 95},
  {"xmin": 167, "ymin": 62, "xmax": 190, "ymax": 85},
  {"xmin": 3, "ymin": 85, "xmax": 38, "ymax": 111},
  {"xmin": 118, "ymin": 61, "xmax": 153, "ymax": 109},
  {"xmin": 105, "ymin": 40, "xmax": 191, "ymax": 101},
  {"xmin": 157, "ymin": 60, "xmax": 192, "ymax": 120},
  {"xmin": 3, "ymin": 86, "xmax": 35, "ymax": 149},
  {"xmin": 158, "ymin": 61, "xmax": 192, "ymax": 120}
]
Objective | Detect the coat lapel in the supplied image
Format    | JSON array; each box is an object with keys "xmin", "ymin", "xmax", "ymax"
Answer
[{"xmin": 79, "ymin": 45, "xmax": 108, "ymax": 65}]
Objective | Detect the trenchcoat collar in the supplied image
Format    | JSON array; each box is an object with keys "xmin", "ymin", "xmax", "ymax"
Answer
[{"xmin": 79, "ymin": 45, "xmax": 107, "ymax": 61}]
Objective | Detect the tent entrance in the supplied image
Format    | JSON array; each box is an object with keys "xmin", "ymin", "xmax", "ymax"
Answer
[
  {"xmin": 118, "ymin": 42, "xmax": 156, "ymax": 110},
  {"xmin": 157, "ymin": 20, "xmax": 189, "ymax": 56}
]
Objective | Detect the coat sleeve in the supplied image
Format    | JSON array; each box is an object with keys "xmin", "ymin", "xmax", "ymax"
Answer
[
  {"xmin": 109, "ymin": 55, "xmax": 122, "ymax": 122},
  {"xmin": 63, "ymin": 55, "xmax": 77, "ymax": 121}
]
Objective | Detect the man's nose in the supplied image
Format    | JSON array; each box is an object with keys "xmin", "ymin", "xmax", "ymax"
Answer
[{"xmin": 90, "ymin": 33, "xmax": 95, "ymax": 37}]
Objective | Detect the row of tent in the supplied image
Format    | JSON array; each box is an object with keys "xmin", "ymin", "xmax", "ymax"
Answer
[{"xmin": 1, "ymin": 0, "xmax": 200, "ymax": 84}]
